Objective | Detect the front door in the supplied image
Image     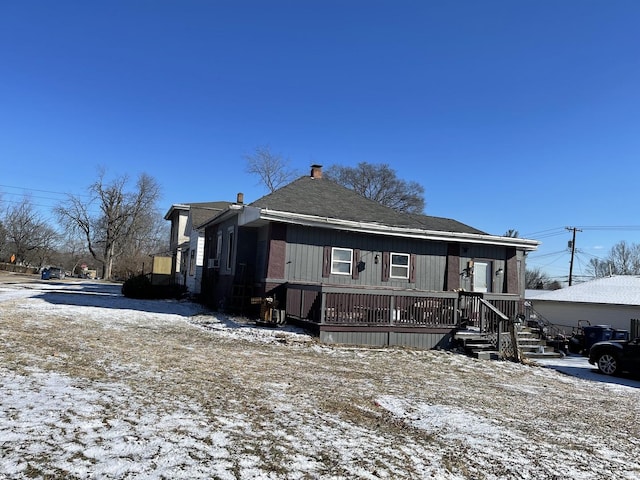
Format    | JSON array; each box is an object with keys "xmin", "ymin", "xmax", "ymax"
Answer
[{"xmin": 473, "ymin": 261, "xmax": 490, "ymax": 293}]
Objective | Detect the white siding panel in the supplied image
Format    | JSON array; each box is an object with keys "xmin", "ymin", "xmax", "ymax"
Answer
[{"xmin": 532, "ymin": 300, "xmax": 640, "ymax": 333}]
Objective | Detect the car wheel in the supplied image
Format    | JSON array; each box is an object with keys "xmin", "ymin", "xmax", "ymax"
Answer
[{"xmin": 596, "ymin": 353, "xmax": 620, "ymax": 376}]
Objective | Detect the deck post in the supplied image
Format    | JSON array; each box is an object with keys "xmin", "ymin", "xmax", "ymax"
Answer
[
  {"xmin": 389, "ymin": 295, "xmax": 395, "ymax": 326},
  {"xmin": 320, "ymin": 291, "xmax": 327, "ymax": 324},
  {"xmin": 454, "ymin": 295, "xmax": 460, "ymax": 325}
]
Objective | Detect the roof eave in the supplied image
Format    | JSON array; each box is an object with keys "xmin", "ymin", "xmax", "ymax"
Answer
[
  {"xmin": 240, "ymin": 208, "xmax": 540, "ymax": 251},
  {"xmin": 198, "ymin": 204, "xmax": 243, "ymax": 229},
  {"xmin": 163, "ymin": 203, "xmax": 191, "ymax": 220}
]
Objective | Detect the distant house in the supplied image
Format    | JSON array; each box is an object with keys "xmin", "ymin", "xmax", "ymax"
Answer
[
  {"xmin": 527, "ymin": 275, "xmax": 640, "ymax": 333},
  {"xmin": 197, "ymin": 165, "xmax": 539, "ymax": 349},
  {"xmin": 164, "ymin": 202, "xmax": 231, "ymax": 295}
]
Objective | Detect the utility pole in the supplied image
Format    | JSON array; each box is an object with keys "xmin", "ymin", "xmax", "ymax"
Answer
[{"xmin": 566, "ymin": 227, "xmax": 582, "ymax": 286}]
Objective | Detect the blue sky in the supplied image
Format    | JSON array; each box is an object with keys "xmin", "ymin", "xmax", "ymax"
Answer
[{"xmin": 1, "ymin": 1, "xmax": 639, "ymax": 283}]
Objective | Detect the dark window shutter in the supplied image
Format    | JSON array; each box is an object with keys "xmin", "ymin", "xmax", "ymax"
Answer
[
  {"xmin": 352, "ymin": 249, "xmax": 360, "ymax": 280},
  {"xmin": 322, "ymin": 246, "xmax": 331, "ymax": 278},
  {"xmin": 409, "ymin": 254, "xmax": 417, "ymax": 283},
  {"xmin": 382, "ymin": 251, "xmax": 390, "ymax": 282}
]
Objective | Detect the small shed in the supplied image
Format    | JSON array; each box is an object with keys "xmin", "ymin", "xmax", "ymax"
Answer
[{"xmin": 150, "ymin": 256, "xmax": 172, "ymax": 286}]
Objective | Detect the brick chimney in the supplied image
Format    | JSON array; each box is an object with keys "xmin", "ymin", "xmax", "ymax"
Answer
[
  {"xmin": 310, "ymin": 164, "xmax": 323, "ymax": 179},
  {"xmin": 237, "ymin": 192, "xmax": 244, "ymax": 204}
]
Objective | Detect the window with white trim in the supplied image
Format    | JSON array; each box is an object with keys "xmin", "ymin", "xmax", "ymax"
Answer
[
  {"xmin": 390, "ymin": 252, "xmax": 410, "ymax": 279},
  {"xmin": 331, "ymin": 247, "xmax": 353, "ymax": 275},
  {"xmin": 226, "ymin": 227, "xmax": 235, "ymax": 271},
  {"xmin": 189, "ymin": 250, "xmax": 196, "ymax": 276},
  {"xmin": 216, "ymin": 231, "xmax": 223, "ymax": 261}
]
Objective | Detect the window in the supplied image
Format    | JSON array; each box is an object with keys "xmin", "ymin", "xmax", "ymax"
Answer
[
  {"xmin": 215, "ymin": 231, "xmax": 223, "ymax": 262},
  {"xmin": 226, "ymin": 227, "xmax": 235, "ymax": 271},
  {"xmin": 331, "ymin": 247, "xmax": 353, "ymax": 275},
  {"xmin": 390, "ymin": 253, "xmax": 410, "ymax": 279},
  {"xmin": 208, "ymin": 231, "xmax": 223, "ymax": 269},
  {"xmin": 189, "ymin": 250, "xmax": 196, "ymax": 276}
]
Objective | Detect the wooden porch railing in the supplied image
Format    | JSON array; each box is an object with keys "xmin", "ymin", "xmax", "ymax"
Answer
[{"xmin": 284, "ymin": 283, "xmax": 522, "ymax": 330}]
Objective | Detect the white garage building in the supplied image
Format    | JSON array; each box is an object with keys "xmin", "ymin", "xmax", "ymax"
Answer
[{"xmin": 526, "ymin": 275, "xmax": 640, "ymax": 337}]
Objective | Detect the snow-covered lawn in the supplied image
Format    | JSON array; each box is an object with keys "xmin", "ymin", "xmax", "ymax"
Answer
[{"xmin": 1, "ymin": 272, "xmax": 639, "ymax": 479}]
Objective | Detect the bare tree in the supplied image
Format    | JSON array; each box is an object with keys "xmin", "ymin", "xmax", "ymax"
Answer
[
  {"xmin": 0, "ymin": 220, "xmax": 7, "ymax": 261},
  {"xmin": 113, "ymin": 214, "xmax": 169, "ymax": 279},
  {"xmin": 586, "ymin": 258, "xmax": 611, "ymax": 278},
  {"xmin": 56, "ymin": 235, "xmax": 94, "ymax": 277},
  {"xmin": 0, "ymin": 192, "xmax": 5, "ymax": 260},
  {"xmin": 605, "ymin": 240, "xmax": 640, "ymax": 275},
  {"xmin": 244, "ymin": 145, "xmax": 299, "ymax": 192},
  {"xmin": 504, "ymin": 229, "xmax": 519, "ymax": 238},
  {"xmin": 55, "ymin": 170, "xmax": 162, "ymax": 280},
  {"xmin": 525, "ymin": 267, "xmax": 551, "ymax": 289},
  {"xmin": 3, "ymin": 197, "xmax": 57, "ymax": 266},
  {"xmin": 324, "ymin": 162, "xmax": 425, "ymax": 214}
]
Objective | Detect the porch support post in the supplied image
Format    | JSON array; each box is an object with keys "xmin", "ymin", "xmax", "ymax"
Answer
[
  {"xmin": 506, "ymin": 248, "xmax": 518, "ymax": 294},
  {"xmin": 454, "ymin": 295, "xmax": 460, "ymax": 325},
  {"xmin": 320, "ymin": 291, "xmax": 326, "ymax": 324},
  {"xmin": 446, "ymin": 243, "xmax": 461, "ymax": 291},
  {"xmin": 267, "ymin": 223, "xmax": 287, "ymax": 280}
]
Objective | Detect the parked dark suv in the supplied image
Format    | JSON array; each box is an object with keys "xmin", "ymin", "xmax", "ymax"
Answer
[
  {"xmin": 589, "ymin": 337, "xmax": 640, "ymax": 376},
  {"xmin": 42, "ymin": 267, "xmax": 65, "ymax": 280}
]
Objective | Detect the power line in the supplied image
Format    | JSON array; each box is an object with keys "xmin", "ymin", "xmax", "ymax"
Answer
[
  {"xmin": 523, "ymin": 227, "xmax": 568, "ymax": 240},
  {"xmin": 574, "ymin": 249, "xmax": 607, "ymax": 261},
  {"xmin": 527, "ymin": 254, "xmax": 570, "ymax": 273},
  {"xmin": 0, "ymin": 184, "xmax": 91, "ymax": 198},
  {"xmin": 0, "ymin": 192, "xmax": 69, "ymax": 204},
  {"xmin": 528, "ymin": 249, "xmax": 569, "ymax": 259},
  {"xmin": 575, "ymin": 225, "xmax": 640, "ymax": 231},
  {"xmin": 0, "ymin": 192, "xmax": 102, "ymax": 218}
]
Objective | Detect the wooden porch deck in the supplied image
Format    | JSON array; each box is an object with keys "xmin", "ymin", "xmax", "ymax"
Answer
[{"xmin": 282, "ymin": 282, "xmax": 524, "ymax": 350}]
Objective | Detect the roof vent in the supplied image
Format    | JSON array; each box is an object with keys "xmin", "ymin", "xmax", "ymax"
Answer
[{"xmin": 310, "ymin": 164, "xmax": 323, "ymax": 179}]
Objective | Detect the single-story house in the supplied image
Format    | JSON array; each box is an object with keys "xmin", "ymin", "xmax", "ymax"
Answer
[
  {"xmin": 196, "ymin": 165, "xmax": 539, "ymax": 349},
  {"xmin": 526, "ymin": 275, "xmax": 640, "ymax": 335},
  {"xmin": 164, "ymin": 201, "xmax": 231, "ymax": 295}
]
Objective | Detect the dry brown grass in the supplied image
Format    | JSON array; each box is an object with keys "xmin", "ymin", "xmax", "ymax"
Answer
[{"xmin": 1, "ymin": 272, "xmax": 640, "ymax": 479}]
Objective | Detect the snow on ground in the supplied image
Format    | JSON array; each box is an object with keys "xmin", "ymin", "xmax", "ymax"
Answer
[
  {"xmin": 1, "ymin": 273, "xmax": 640, "ymax": 479},
  {"xmin": 1, "ymin": 370, "xmax": 236, "ymax": 479}
]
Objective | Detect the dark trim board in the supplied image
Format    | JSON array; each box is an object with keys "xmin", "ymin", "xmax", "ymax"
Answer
[
  {"xmin": 319, "ymin": 325, "xmax": 456, "ymax": 349},
  {"xmin": 319, "ymin": 325, "xmax": 454, "ymax": 334}
]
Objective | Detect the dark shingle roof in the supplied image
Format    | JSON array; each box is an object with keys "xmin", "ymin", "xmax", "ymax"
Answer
[
  {"xmin": 189, "ymin": 202, "xmax": 232, "ymax": 228},
  {"xmin": 250, "ymin": 176, "xmax": 487, "ymax": 235}
]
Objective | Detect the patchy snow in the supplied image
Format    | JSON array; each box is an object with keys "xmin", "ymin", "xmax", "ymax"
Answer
[
  {"xmin": 1, "ymin": 274, "xmax": 640, "ymax": 479},
  {"xmin": 1, "ymin": 370, "xmax": 238, "ymax": 479},
  {"xmin": 532, "ymin": 354, "xmax": 640, "ymax": 390}
]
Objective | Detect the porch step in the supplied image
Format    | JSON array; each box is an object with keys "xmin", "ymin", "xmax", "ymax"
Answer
[
  {"xmin": 521, "ymin": 346, "xmax": 564, "ymax": 359},
  {"xmin": 455, "ymin": 328, "xmax": 566, "ymax": 361},
  {"xmin": 519, "ymin": 343, "xmax": 547, "ymax": 351},
  {"xmin": 474, "ymin": 350, "xmax": 500, "ymax": 360},
  {"xmin": 465, "ymin": 342, "xmax": 494, "ymax": 349},
  {"xmin": 517, "ymin": 333, "xmax": 565, "ymax": 359}
]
